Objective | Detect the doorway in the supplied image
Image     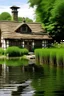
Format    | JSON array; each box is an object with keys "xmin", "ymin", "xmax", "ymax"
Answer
[{"xmin": 24, "ymin": 41, "xmax": 32, "ymax": 51}]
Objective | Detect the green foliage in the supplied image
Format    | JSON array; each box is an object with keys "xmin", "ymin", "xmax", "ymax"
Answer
[
  {"xmin": 0, "ymin": 59, "xmax": 28, "ymax": 66},
  {"xmin": 0, "ymin": 48, "xmax": 4, "ymax": 55},
  {"xmin": 49, "ymin": 0, "xmax": 64, "ymax": 41},
  {"xmin": 50, "ymin": 0, "xmax": 64, "ymax": 23},
  {"xmin": 29, "ymin": 0, "xmax": 55, "ymax": 23},
  {"xmin": 0, "ymin": 12, "xmax": 11, "ymax": 21},
  {"xmin": 18, "ymin": 17, "xmax": 33, "ymax": 22},
  {"xmin": 5, "ymin": 46, "xmax": 21, "ymax": 57},
  {"xmin": 6, "ymin": 59, "xmax": 28, "ymax": 66},
  {"xmin": 20, "ymin": 48, "xmax": 29, "ymax": 56},
  {"xmin": 52, "ymin": 42, "xmax": 64, "ymax": 48},
  {"xmin": 18, "ymin": 17, "xmax": 23, "ymax": 22},
  {"xmin": 0, "ymin": 12, "xmax": 33, "ymax": 22},
  {"xmin": 34, "ymin": 48, "xmax": 64, "ymax": 65},
  {"xmin": 25, "ymin": 17, "xmax": 33, "ymax": 22},
  {"xmin": 28, "ymin": 0, "xmax": 64, "ymax": 41},
  {"xmin": 5, "ymin": 46, "xmax": 29, "ymax": 57},
  {"xmin": 28, "ymin": 0, "xmax": 41, "ymax": 7}
]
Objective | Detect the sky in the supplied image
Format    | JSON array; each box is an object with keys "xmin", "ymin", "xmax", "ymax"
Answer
[{"xmin": 0, "ymin": 0, "xmax": 35, "ymax": 20}]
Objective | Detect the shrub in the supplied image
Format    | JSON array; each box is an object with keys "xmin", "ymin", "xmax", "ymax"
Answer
[
  {"xmin": 0, "ymin": 48, "xmax": 4, "ymax": 55},
  {"xmin": 5, "ymin": 46, "xmax": 21, "ymax": 57},
  {"xmin": 52, "ymin": 42, "xmax": 64, "ymax": 48},
  {"xmin": 20, "ymin": 48, "xmax": 29, "ymax": 56},
  {"xmin": 5, "ymin": 46, "xmax": 29, "ymax": 57}
]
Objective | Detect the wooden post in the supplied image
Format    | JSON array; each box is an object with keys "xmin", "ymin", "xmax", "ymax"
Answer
[
  {"xmin": 42, "ymin": 40, "xmax": 45, "ymax": 48},
  {"xmin": 7, "ymin": 40, "xmax": 9, "ymax": 48},
  {"xmin": 32, "ymin": 40, "xmax": 34, "ymax": 49},
  {"xmin": 2, "ymin": 39, "xmax": 6, "ymax": 49},
  {"xmin": 22, "ymin": 41, "xmax": 24, "ymax": 48}
]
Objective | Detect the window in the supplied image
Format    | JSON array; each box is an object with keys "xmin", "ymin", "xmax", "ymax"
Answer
[
  {"xmin": 21, "ymin": 26, "xmax": 27, "ymax": 32},
  {"xmin": 16, "ymin": 24, "xmax": 32, "ymax": 33}
]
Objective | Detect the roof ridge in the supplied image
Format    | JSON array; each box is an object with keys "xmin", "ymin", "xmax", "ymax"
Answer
[{"xmin": 0, "ymin": 21, "xmax": 21, "ymax": 23}]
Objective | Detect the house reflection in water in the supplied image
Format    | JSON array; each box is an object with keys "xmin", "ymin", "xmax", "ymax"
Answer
[
  {"xmin": 0, "ymin": 63, "xmax": 44, "ymax": 96},
  {"xmin": 0, "ymin": 64, "xmax": 27, "ymax": 84},
  {"xmin": 0, "ymin": 64, "xmax": 29, "ymax": 96}
]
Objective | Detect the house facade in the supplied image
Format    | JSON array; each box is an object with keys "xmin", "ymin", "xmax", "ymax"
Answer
[{"xmin": 0, "ymin": 6, "xmax": 52, "ymax": 51}]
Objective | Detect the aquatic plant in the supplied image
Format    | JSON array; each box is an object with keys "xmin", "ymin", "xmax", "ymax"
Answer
[{"xmin": 34, "ymin": 48, "xmax": 64, "ymax": 66}]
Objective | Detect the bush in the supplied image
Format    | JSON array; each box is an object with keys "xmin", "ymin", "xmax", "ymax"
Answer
[
  {"xmin": 52, "ymin": 42, "xmax": 64, "ymax": 48},
  {"xmin": 0, "ymin": 48, "xmax": 4, "ymax": 55},
  {"xmin": 5, "ymin": 46, "xmax": 29, "ymax": 57},
  {"xmin": 5, "ymin": 46, "xmax": 21, "ymax": 57},
  {"xmin": 20, "ymin": 48, "xmax": 29, "ymax": 56}
]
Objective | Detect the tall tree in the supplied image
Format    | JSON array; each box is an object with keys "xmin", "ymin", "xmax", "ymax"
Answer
[
  {"xmin": 28, "ymin": 0, "xmax": 64, "ymax": 42},
  {"xmin": 28, "ymin": 0, "xmax": 55, "ymax": 23},
  {"xmin": 48, "ymin": 0, "xmax": 64, "ymax": 41}
]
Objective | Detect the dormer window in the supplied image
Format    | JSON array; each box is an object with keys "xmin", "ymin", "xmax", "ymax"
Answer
[
  {"xmin": 15, "ymin": 24, "xmax": 32, "ymax": 33},
  {"xmin": 21, "ymin": 26, "xmax": 27, "ymax": 32}
]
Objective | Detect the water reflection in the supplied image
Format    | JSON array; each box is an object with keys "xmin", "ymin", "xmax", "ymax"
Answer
[{"xmin": 0, "ymin": 60, "xmax": 64, "ymax": 96}]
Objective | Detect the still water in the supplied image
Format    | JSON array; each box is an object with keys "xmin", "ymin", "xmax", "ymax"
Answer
[{"xmin": 0, "ymin": 59, "xmax": 64, "ymax": 96}]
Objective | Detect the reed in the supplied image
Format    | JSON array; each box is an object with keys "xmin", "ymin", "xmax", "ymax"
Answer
[{"xmin": 34, "ymin": 48, "xmax": 64, "ymax": 66}]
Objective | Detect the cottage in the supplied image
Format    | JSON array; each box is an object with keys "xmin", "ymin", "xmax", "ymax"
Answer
[{"xmin": 0, "ymin": 6, "xmax": 52, "ymax": 51}]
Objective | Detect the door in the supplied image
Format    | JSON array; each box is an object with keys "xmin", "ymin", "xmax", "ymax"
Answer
[{"xmin": 24, "ymin": 41, "xmax": 32, "ymax": 51}]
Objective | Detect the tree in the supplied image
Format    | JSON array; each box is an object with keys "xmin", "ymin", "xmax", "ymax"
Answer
[
  {"xmin": 25, "ymin": 17, "xmax": 33, "ymax": 22},
  {"xmin": 18, "ymin": 17, "xmax": 33, "ymax": 22},
  {"xmin": 18, "ymin": 17, "xmax": 23, "ymax": 22},
  {"xmin": 28, "ymin": 0, "xmax": 55, "ymax": 23},
  {"xmin": 0, "ymin": 12, "xmax": 11, "ymax": 21},
  {"xmin": 28, "ymin": 0, "xmax": 64, "ymax": 42},
  {"xmin": 48, "ymin": 0, "xmax": 64, "ymax": 41}
]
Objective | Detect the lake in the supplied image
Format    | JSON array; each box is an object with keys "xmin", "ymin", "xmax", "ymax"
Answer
[{"xmin": 0, "ymin": 59, "xmax": 64, "ymax": 96}]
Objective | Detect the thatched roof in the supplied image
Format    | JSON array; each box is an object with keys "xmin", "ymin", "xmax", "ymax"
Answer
[
  {"xmin": 0, "ymin": 21, "xmax": 52, "ymax": 40},
  {"xmin": 3, "ymin": 34, "xmax": 51, "ymax": 40},
  {"xmin": 15, "ymin": 22, "xmax": 45, "ymax": 34}
]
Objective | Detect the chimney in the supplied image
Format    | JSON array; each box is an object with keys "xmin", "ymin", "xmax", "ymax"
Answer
[{"xmin": 10, "ymin": 5, "xmax": 20, "ymax": 21}]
